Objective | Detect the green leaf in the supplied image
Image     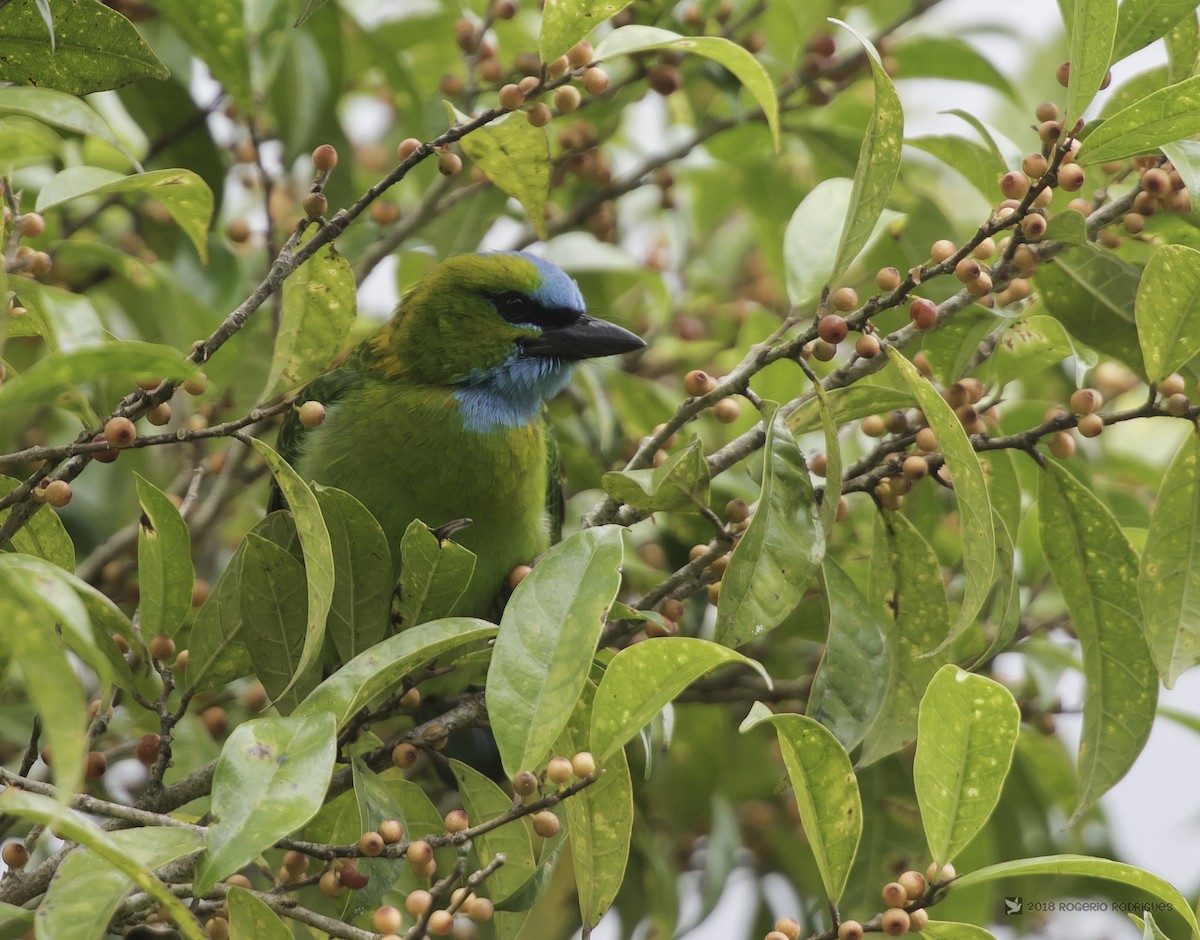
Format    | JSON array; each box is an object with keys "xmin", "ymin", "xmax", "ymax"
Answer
[
  {"xmin": 450, "ymin": 760, "xmax": 537, "ymax": 904},
  {"xmin": 227, "ymin": 887, "xmax": 292, "ymax": 940},
  {"xmin": 1111, "ymin": 0, "xmax": 1200, "ymax": 63},
  {"xmin": 1065, "ymin": 0, "xmax": 1118, "ymax": 119},
  {"xmin": 1162, "ymin": 139, "xmax": 1200, "ymax": 195},
  {"xmin": 891, "ymin": 36, "xmax": 1018, "ymax": 100},
  {"xmin": 249, "ymin": 438, "xmax": 334, "ymax": 704},
  {"xmin": 0, "ymin": 86, "xmax": 134, "ymax": 163},
  {"xmin": 715, "ymin": 405, "xmax": 824, "ymax": 648},
  {"xmin": 185, "ymin": 538, "xmax": 252, "ymax": 692},
  {"xmin": 906, "ymin": 135, "xmax": 1006, "ymax": 201},
  {"xmin": 601, "ymin": 438, "xmax": 710, "ymax": 512},
  {"xmin": 0, "ymin": 790, "xmax": 205, "ymax": 940},
  {"xmin": 315, "ymin": 487, "xmax": 390, "ymax": 663},
  {"xmin": 807, "ymin": 375, "xmax": 843, "ymax": 536},
  {"xmin": 808, "ymin": 559, "xmax": 889, "ymax": 752},
  {"xmin": 740, "ymin": 705, "xmax": 861, "ymax": 903},
  {"xmin": 914, "ymin": 665, "xmax": 1020, "ymax": 866},
  {"xmin": 1078, "ymin": 73, "xmax": 1200, "ymax": 164},
  {"xmin": 155, "ymin": 0, "xmax": 252, "ymax": 113},
  {"xmin": 593, "ymin": 26, "xmax": 779, "ymax": 150},
  {"xmin": 888, "ymin": 350, "xmax": 994, "ymax": 637},
  {"xmin": 487, "ymin": 525, "xmax": 623, "ymax": 777},
  {"xmin": 590, "ymin": 637, "xmax": 770, "ymax": 763},
  {"xmin": 944, "ymin": 109, "xmax": 1025, "ymax": 172},
  {"xmin": 262, "ymin": 238, "xmax": 356, "ymax": 399},
  {"xmin": 859, "ymin": 513, "xmax": 952, "ymax": 766},
  {"xmin": 0, "ymin": 0, "xmax": 168, "ymax": 94},
  {"xmin": 397, "ymin": 519, "xmax": 477, "ymax": 627},
  {"xmin": 240, "ymin": 534, "xmax": 315, "ymax": 715},
  {"xmin": 38, "ymin": 827, "xmax": 202, "ymax": 940},
  {"xmin": 950, "ymin": 855, "xmax": 1199, "ymax": 937},
  {"xmin": 1135, "ymin": 244, "xmax": 1200, "ymax": 382},
  {"xmin": 782, "ymin": 177, "xmax": 903, "ymax": 307},
  {"xmin": 293, "ymin": 0, "xmax": 329, "ymax": 27},
  {"xmin": 540, "ymin": 0, "xmax": 633, "ymax": 62},
  {"xmin": 452, "ymin": 106, "xmax": 552, "ymax": 242},
  {"xmin": 0, "ymin": 341, "xmax": 196, "ymax": 411},
  {"xmin": 1165, "ymin": 12, "xmax": 1200, "ymax": 82},
  {"xmin": 1038, "ymin": 462, "xmax": 1158, "ymax": 819},
  {"xmin": 134, "ymin": 474, "xmax": 194, "ymax": 640},
  {"xmin": 1038, "ymin": 244, "xmax": 1145, "ymax": 376},
  {"xmin": 826, "ymin": 19, "xmax": 904, "ymax": 289},
  {"xmin": 343, "ymin": 759, "xmax": 410, "ymax": 920},
  {"xmin": 36, "ymin": 168, "xmax": 214, "ymax": 263},
  {"xmin": 920, "ymin": 924, "xmax": 998, "ymax": 940},
  {"xmin": 295, "ymin": 618, "xmax": 497, "ymax": 727},
  {"xmin": 0, "ymin": 474, "xmax": 74, "ymax": 570},
  {"xmin": 1044, "ymin": 208, "xmax": 1089, "ymax": 246},
  {"xmin": 1139, "ymin": 434, "xmax": 1200, "ymax": 687},
  {"xmin": 787, "ymin": 384, "xmax": 914, "ymax": 435},
  {"xmin": 193, "ymin": 713, "xmax": 337, "ymax": 894},
  {"xmin": 986, "ymin": 315, "xmax": 1075, "ymax": 387}
]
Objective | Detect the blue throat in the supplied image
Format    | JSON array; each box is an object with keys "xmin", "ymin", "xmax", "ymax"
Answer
[{"xmin": 454, "ymin": 355, "xmax": 573, "ymax": 432}]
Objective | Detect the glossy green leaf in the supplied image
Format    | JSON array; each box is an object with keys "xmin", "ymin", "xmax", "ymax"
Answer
[
  {"xmin": 1139, "ymin": 434, "xmax": 1200, "ymax": 687},
  {"xmin": 194, "ymin": 712, "xmax": 337, "ymax": 894},
  {"xmin": 295, "ymin": 617, "xmax": 497, "ymax": 727},
  {"xmin": 488, "ymin": 525, "xmax": 623, "ymax": 776},
  {"xmin": 451, "ymin": 760, "xmax": 537, "ymax": 903},
  {"xmin": 227, "ymin": 887, "xmax": 291, "ymax": 940},
  {"xmin": 0, "ymin": 474, "xmax": 74, "ymax": 570},
  {"xmin": 1078, "ymin": 73, "xmax": 1200, "ymax": 164},
  {"xmin": 1111, "ymin": 0, "xmax": 1200, "ymax": 63},
  {"xmin": 1044, "ymin": 208, "xmax": 1088, "ymax": 245},
  {"xmin": 134, "ymin": 474, "xmax": 194, "ymax": 640},
  {"xmin": 1065, "ymin": 0, "xmax": 1117, "ymax": 119},
  {"xmin": 915, "ymin": 665, "xmax": 1020, "ymax": 866},
  {"xmin": 37, "ymin": 168, "xmax": 214, "ymax": 263},
  {"xmin": 38, "ymin": 827, "xmax": 202, "ymax": 940},
  {"xmin": 920, "ymin": 924, "xmax": 997, "ymax": 940},
  {"xmin": 741, "ymin": 704, "xmax": 861, "ymax": 903},
  {"xmin": 0, "ymin": 86, "xmax": 132, "ymax": 162},
  {"xmin": 397, "ymin": 519, "xmax": 477, "ymax": 627},
  {"xmin": 826, "ymin": 19, "xmax": 904, "ymax": 288},
  {"xmin": 808, "ymin": 559, "xmax": 889, "ymax": 751},
  {"xmin": 889, "ymin": 350, "xmax": 994, "ymax": 637},
  {"xmin": 593, "ymin": 26, "xmax": 779, "ymax": 149},
  {"xmin": 185, "ymin": 538, "xmax": 252, "ymax": 692},
  {"xmin": 808, "ymin": 375, "xmax": 843, "ymax": 536},
  {"xmin": 0, "ymin": 341, "xmax": 196, "ymax": 411},
  {"xmin": 315, "ymin": 487, "xmax": 390, "ymax": 663},
  {"xmin": 1135, "ymin": 244, "xmax": 1200, "ymax": 382},
  {"xmin": 156, "ymin": 0, "xmax": 252, "ymax": 112},
  {"xmin": 1162, "ymin": 139, "xmax": 1200, "ymax": 195},
  {"xmin": 590, "ymin": 637, "xmax": 770, "ymax": 762},
  {"xmin": 716, "ymin": 405, "xmax": 823, "ymax": 647},
  {"xmin": 1165, "ymin": 12, "xmax": 1200, "ymax": 82},
  {"xmin": 293, "ymin": 0, "xmax": 329, "ymax": 27},
  {"xmin": 787, "ymin": 385, "xmax": 914, "ymax": 435},
  {"xmin": 240, "ymin": 534, "xmax": 315, "ymax": 714},
  {"xmin": 906, "ymin": 135, "xmax": 1006, "ymax": 201},
  {"xmin": 891, "ymin": 36, "xmax": 1017, "ymax": 100},
  {"xmin": 1038, "ymin": 244, "xmax": 1145, "ymax": 376},
  {"xmin": 540, "ymin": 0, "xmax": 633, "ymax": 62},
  {"xmin": 1038, "ymin": 462, "xmax": 1158, "ymax": 819},
  {"xmin": 249, "ymin": 438, "xmax": 334, "ymax": 704},
  {"xmin": 859, "ymin": 513, "xmax": 952, "ymax": 766},
  {"xmin": 262, "ymin": 238, "xmax": 357, "ymax": 399},
  {"xmin": 987, "ymin": 315, "xmax": 1075, "ymax": 386},
  {"xmin": 1139, "ymin": 911, "xmax": 1173, "ymax": 940},
  {"xmin": 453, "ymin": 107, "xmax": 552, "ymax": 242},
  {"xmin": 601, "ymin": 438, "xmax": 709, "ymax": 512},
  {"xmin": 0, "ymin": 790, "xmax": 204, "ymax": 940},
  {"xmin": 951, "ymin": 855, "xmax": 1199, "ymax": 936},
  {"xmin": 343, "ymin": 759, "xmax": 409, "ymax": 919},
  {"xmin": 944, "ymin": 109, "xmax": 1024, "ymax": 171}
]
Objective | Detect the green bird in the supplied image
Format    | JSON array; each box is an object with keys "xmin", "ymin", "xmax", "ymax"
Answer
[{"xmin": 271, "ymin": 250, "xmax": 644, "ymax": 618}]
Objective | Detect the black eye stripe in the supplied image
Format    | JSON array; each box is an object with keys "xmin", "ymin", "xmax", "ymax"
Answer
[{"xmin": 491, "ymin": 291, "xmax": 581, "ymax": 329}]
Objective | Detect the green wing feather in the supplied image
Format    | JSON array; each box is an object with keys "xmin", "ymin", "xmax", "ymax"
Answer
[{"xmin": 543, "ymin": 409, "xmax": 565, "ymax": 545}]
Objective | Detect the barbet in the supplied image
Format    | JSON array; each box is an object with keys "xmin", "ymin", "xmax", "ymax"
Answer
[{"xmin": 271, "ymin": 250, "xmax": 644, "ymax": 618}]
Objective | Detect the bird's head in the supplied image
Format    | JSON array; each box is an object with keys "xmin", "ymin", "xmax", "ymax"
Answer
[{"xmin": 367, "ymin": 251, "xmax": 644, "ymax": 429}]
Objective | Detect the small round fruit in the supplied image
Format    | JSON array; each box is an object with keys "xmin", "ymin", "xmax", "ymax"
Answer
[
  {"xmin": 136, "ymin": 733, "xmax": 161, "ymax": 767},
  {"xmin": 831, "ymin": 287, "xmax": 858, "ymax": 311},
  {"xmin": 379, "ymin": 819, "xmax": 404, "ymax": 844},
  {"xmin": 902, "ymin": 455, "xmax": 929, "ymax": 480},
  {"xmin": 1077, "ymin": 413, "xmax": 1104, "ymax": 438},
  {"xmin": 582, "ymin": 67, "xmax": 610, "ymax": 95},
  {"xmin": 764, "ymin": 932, "xmax": 789, "ymax": 940},
  {"xmin": 399, "ymin": 687, "xmax": 421, "ymax": 710},
  {"xmin": 1021, "ymin": 152, "xmax": 1049, "ymax": 178},
  {"xmin": 837, "ymin": 921, "xmax": 864, "ymax": 940},
  {"xmin": 200, "ymin": 705, "xmax": 228, "ymax": 738},
  {"xmin": 811, "ymin": 339, "xmax": 837, "ymax": 361},
  {"xmin": 898, "ymin": 869, "xmax": 927, "ymax": 900},
  {"xmin": 882, "ymin": 882, "xmax": 907, "ymax": 907},
  {"xmin": 1057, "ymin": 164, "xmax": 1085, "ymax": 192},
  {"xmin": 18, "ymin": 212, "xmax": 46, "ymax": 238},
  {"xmin": 302, "ymin": 192, "xmax": 328, "ymax": 219},
  {"xmin": 554, "ymin": 85, "xmax": 582, "ymax": 112},
  {"xmin": 930, "ymin": 239, "xmax": 956, "ymax": 263},
  {"xmin": 683, "ymin": 369, "xmax": 717, "ymax": 396},
  {"xmin": 861, "ymin": 414, "xmax": 886, "ymax": 437},
  {"xmin": 1020, "ymin": 214, "xmax": 1047, "ymax": 240},
  {"xmin": 283, "ymin": 850, "xmax": 310, "ymax": 875},
  {"xmin": 1069, "ymin": 388, "xmax": 1101, "ymax": 414},
  {"xmin": 713, "ymin": 398, "xmax": 740, "ymax": 423},
  {"xmin": 146, "ymin": 402, "xmax": 172, "ymax": 427},
  {"xmin": 1159, "ymin": 373, "xmax": 1186, "ymax": 397},
  {"xmin": 311, "ymin": 144, "xmax": 338, "ymax": 171},
  {"xmin": 1000, "ymin": 170, "xmax": 1030, "ymax": 200},
  {"xmin": 876, "ymin": 266, "xmax": 901, "ymax": 291},
  {"xmin": 392, "ymin": 742, "xmax": 419, "ymax": 769},
  {"xmin": 954, "ymin": 257, "xmax": 981, "ymax": 283},
  {"xmin": 909, "ymin": 298, "xmax": 938, "ymax": 330},
  {"xmin": 1038, "ymin": 120, "xmax": 1062, "ymax": 146},
  {"xmin": 467, "ymin": 897, "xmax": 495, "ymax": 922},
  {"xmin": 91, "ymin": 433, "xmax": 120, "ymax": 463},
  {"xmin": 1049, "ymin": 431, "xmax": 1076, "ymax": 458},
  {"xmin": 104, "ymin": 416, "xmax": 137, "ymax": 448},
  {"xmin": 44, "ymin": 480, "xmax": 73, "ymax": 507},
  {"xmin": 1166, "ymin": 392, "xmax": 1191, "ymax": 416},
  {"xmin": 725, "ymin": 498, "xmax": 751, "ymax": 524},
  {"xmin": 531, "ymin": 811, "xmax": 560, "ymax": 837},
  {"xmin": 374, "ymin": 906, "xmax": 403, "ymax": 934},
  {"xmin": 148, "ymin": 634, "xmax": 176, "ymax": 661},
  {"xmin": 427, "ymin": 910, "xmax": 454, "ymax": 936},
  {"xmin": 498, "ymin": 83, "xmax": 525, "ymax": 110},
  {"xmin": 774, "ymin": 917, "xmax": 801, "ymax": 940},
  {"xmin": 567, "ymin": 39, "xmax": 594, "ymax": 69},
  {"xmin": 526, "ymin": 102, "xmax": 552, "ymax": 127},
  {"xmin": 206, "ymin": 917, "xmax": 230, "ymax": 940},
  {"xmin": 405, "ymin": 889, "xmax": 433, "ymax": 916},
  {"xmin": 818, "ymin": 314, "xmax": 848, "ymax": 345},
  {"xmin": 3, "ymin": 842, "xmax": 30, "ymax": 869},
  {"xmin": 909, "ymin": 909, "xmax": 929, "ymax": 932},
  {"xmin": 444, "ymin": 809, "xmax": 469, "ymax": 833},
  {"xmin": 183, "ymin": 372, "xmax": 208, "ymax": 396},
  {"xmin": 571, "ymin": 751, "xmax": 597, "ymax": 777},
  {"xmin": 406, "ymin": 840, "xmax": 433, "ymax": 867},
  {"xmin": 648, "ymin": 63, "xmax": 682, "ymax": 95},
  {"xmin": 397, "ymin": 138, "xmax": 421, "ymax": 161},
  {"xmin": 547, "ymin": 756, "xmax": 574, "ymax": 783},
  {"xmin": 319, "ymin": 869, "xmax": 344, "ymax": 897},
  {"xmin": 437, "ymin": 151, "xmax": 463, "ymax": 176},
  {"xmin": 359, "ymin": 831, "xmax": 385, "ymax": 857},
  {"xmin": 298, "ymin": 400, "xmax": 326, "ymax": 428},
  {"xmin": 512, "ymin": 770, "xmax": 539, "ymax": 795},
  {"xmin": 855, "ymin": 334, "xmax": 880, "ymax": 358},
  {"xmin": 915, "ymin": 427, "xmax": 938, "ymax": 451},
  {"xmin": 881, "ymin": 908, "xmax": 910, "ymax": 937},
  {"xmin": 507, "ymin": 564, "xmax": 533, "ymax": 590},
  {"xmin": 86, "ymin": 750, "xmax": 108, "ymax": 779}
]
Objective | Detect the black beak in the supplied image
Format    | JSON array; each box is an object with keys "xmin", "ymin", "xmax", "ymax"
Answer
[{"xmin": 521, "ymin": 313, "xmax": 645, "ymax": 361}]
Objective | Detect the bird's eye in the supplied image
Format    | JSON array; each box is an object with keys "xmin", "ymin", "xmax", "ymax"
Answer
[{"xmin": 496, "ymin": 292, "xmax": 534, "ymax": 323}]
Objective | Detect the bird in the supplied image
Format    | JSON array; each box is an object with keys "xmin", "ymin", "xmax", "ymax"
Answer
[{"xmin": 270, "ymin": 250, "xmax": 644, "ymax": 620}]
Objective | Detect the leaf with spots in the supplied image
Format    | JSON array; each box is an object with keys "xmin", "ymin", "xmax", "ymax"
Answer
[
  {"xmin": 914, "ymin": 665, "xmax": 1020, "ymax": 866},
  {"xmin": 1135, "ymin": 244, "xmax": 1200, "ymax": 383},
  {"xmin": 1038, "ymin": 462, "xmax": 1158, "ymax": 820},
  {"xmin": 1064, "ymin": 0, "xmax": 1117, "ymax": 120},
  {"xmin": 1078, "ymin": 73, "xmax": 1200, "ymax": 165},
  {"xmin": 540, "ymin": 0, "xmax": 633, "ymax": 63},
  {"xmin": 740, "ymin": 703, "xmax": 862, "ymax": 904},
  {"xmin": 193, "ymin": 712, "xmax": 337, "ymax": 895}
]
